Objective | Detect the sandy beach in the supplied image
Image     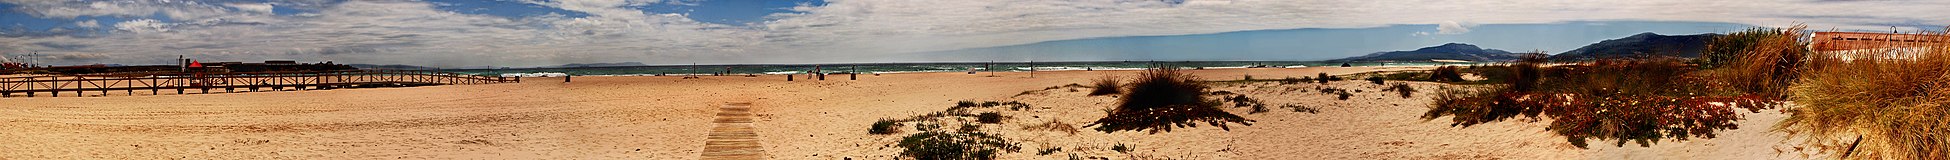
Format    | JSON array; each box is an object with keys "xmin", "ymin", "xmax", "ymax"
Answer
[{"xmin": 0, "ymin": 67, "xmax": 1821, "ymax": 159}]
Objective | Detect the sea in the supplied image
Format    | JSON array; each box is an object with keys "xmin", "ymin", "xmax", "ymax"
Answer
[{"xmin": 443, "ymin": 61, "xmax": 1477, "ymax": 77}]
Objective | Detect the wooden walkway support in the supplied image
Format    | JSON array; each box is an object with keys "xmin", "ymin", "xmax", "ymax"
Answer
[{"xmin": 0, "ymin": 70, "xmax": 519, "ymax": 98}]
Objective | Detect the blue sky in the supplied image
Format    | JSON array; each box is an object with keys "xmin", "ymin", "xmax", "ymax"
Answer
[{"xmin": 1, "ymin": 0, "xmax": 1946, "ymax": 67}]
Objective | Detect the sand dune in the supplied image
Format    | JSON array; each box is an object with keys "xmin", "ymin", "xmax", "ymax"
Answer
[{"xmin": 0, "ymin": 67, "xmax": 1820, "ymax": 159}]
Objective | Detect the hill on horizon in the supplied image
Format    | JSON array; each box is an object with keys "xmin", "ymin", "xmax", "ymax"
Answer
[
  {"xmin": 1331, "ymin": 43, "xmax": 1529, "ymax": 62},
  {"xmin": 1549, "ymin": 32, "xmax": 1719, "ymax": 61}
]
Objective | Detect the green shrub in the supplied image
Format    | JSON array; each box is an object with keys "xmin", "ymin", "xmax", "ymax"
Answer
[
  {"xmin": 1086, "ymin": 66, "xmax": 1252, "ymax": 133},
  {"xmin": 1316, "ymin": 73, "xmax": 1334, "ymax": 84},
  {"xmin": 898, "ymin": 131, "xmax": 1020, "ymax": 160},
  {"xmin": 1366, "ymin": 76, "xmax": 1385, "ymax": 85},
  {"xmin": 871, "ymin": 119, "xmax": 901, "ymax": 135},
  {"xmin": 977, "ymin": 112, "xmax": 1002, "ymax": 124}
]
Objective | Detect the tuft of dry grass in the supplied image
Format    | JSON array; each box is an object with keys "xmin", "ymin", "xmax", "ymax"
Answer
[
  {"xmin": 1430, "ymin": 66, "xmax": 1466, "ymax": 82},
  {"xmin": 1711, "ymin": 25, "xmax": 1810, "ymax": 98},
  {"xmin": 1022, "ymin": 119, "xmax": 1081, "ymax": 135},
  {"xmin": 1384, "ymin": 83, "xmax": 1415, "ymax": 98},
  {"xmin": 1090, "ymin": 75, "xmax": 1123, "ymax": 96},
  {"xmin": 1085, "ymin": 66, "xmax": 1252, "ymax": 134},
  {"xmin": 1775, "ymin": 28, "xmax": 1950, "ymax": 159}
]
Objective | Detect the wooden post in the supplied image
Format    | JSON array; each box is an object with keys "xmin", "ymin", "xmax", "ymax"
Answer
[
  {"xmin": 226, "ymin": 75, "xmax": 235, "ymax": 93},
  {"xmin": 150, "ymin": 77, "xmax": 158, "ymax": 95},
  {"xmin": 787, "ymin": 73, "xmax": 794, "ymax": 81},
  {"xmin": 74, "ymin": 76, "xmax": 83, "ymax": 96},
  {"xmin": 50, "ymin": 77, "xmax": 58, "ymax": 97},
  {"xmin": 26, "ymin": 77, "xmax": 34, "ymax": 97},
  {"xmin": 97, "ymin": 77, "xmax": 108, "ymax": 96}
]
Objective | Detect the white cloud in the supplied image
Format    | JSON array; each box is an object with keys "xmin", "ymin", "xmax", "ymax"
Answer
[
  {"xmin": 0, "ymin": 0, "xmax": 234, "ymax": 20},
  {"xmin": 1411, "ymin": 32, "xmax": 1431, "ymax": 37},
  {"xmin": 1437, "ymin": 21, "xmax": 1471, "ymax": 34},
  {"xmin": 2, "ymin": 0, "xmax": 1949, "ymax": 66},
  {"xmin": 75, "ymin": 20, "xmax": 99, "ymax": 28},
  {"xmin": 113, "ymin": 19, "xmax": 169, "ymax": 33},
  {"xmin": 224, "ymin": 3, "xmax": 274, "ymax": 14}
]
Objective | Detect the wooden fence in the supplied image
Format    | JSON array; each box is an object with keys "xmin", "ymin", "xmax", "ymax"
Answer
[{"xmin": 0, "ymin": 70, "xmax": 518, "ymax": 98}]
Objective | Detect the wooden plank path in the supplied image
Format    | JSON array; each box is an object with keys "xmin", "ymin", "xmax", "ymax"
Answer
[
  {"xmin": 0, "ymin": 70, "xmax": 518, "ymax": 98},
  {"xmin": 701, "ymin": 102, "xmax": 765, "ymax": 160}
]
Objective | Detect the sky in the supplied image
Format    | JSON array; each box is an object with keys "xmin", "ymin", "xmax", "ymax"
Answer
[{"xmin": 0, "ymin": 0, "xmax": 1946, "ymax": 67}]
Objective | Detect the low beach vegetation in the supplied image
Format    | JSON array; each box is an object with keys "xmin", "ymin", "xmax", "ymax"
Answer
[
  {"xmin": 1422, "ymin": 54, "xmax": 1778, "ymax": 148},
  {"xmin": 1021, "ymin": 119, "xmax": 1080, "ymax": 135},
  {"xmin": 898, "ymin": 131, "xmax": 1020, "ymax": 160},
  {"xmin": 871, "ymin": 119, "xmax": 901, "ymax": 134},
  {"xmin": 1085, "ymin": 66, "xmax": 1252, "ymax": 133},
  {"xmin": 976, "ymin": 112, "xmax": 1003, "ymax": 124},
  {"xmin": 1430, "ymin": 66, "xmax": 1466, "ymax": 82},
  {"xmin": 1383, "ymin": 83, "xmax": 1415, "ymax": 98},
  {"xmin": 1089, "ymin": 75, "xmax": 1123, "ymax": 96},
  {"xmin": 1773, "ymin": 27, "xmax": 1950, "ymax": 159}
]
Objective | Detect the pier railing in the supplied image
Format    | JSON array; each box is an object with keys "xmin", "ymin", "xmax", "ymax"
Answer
[{"xmin": 0, "ymin": 69, "xmax": 519, "ymax": 98}]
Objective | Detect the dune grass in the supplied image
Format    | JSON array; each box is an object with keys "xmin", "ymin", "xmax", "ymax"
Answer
[
  {"xmin": 1708, "ymin": 26, "xmax": 1809, "ymax": 98},
  {"xmin": 1089, "ymin": 75, "xmax": 1123, "ymax": 96},
  {"xmin": 1384, "ymin": 83, "xmax": 1415, "ymax": 98},
  {"xmin": 1422, "ymin": 55, "xmax": 1777, "ymax": 148},
  {"xmin": 1085, "ymin": 66, "xmax": 1252, "ymax": 134},
  {"xmin": 1774, "ymin": 28, "xmax": 1950, "ymax": 159},
  {"xmin": 1430, "ymin": 66, "xmax": 1466, "ymax": 82}
]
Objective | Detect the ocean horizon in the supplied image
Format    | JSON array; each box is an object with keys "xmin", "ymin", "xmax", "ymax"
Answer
[{"xmin": 449, "ymin": 61, "xmax": 1480, "ymax": 77}]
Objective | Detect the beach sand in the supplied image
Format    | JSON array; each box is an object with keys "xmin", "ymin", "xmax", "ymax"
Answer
[{"xmin": 0, "ymin": 67, "xmax": 1822, "ymax": 159}]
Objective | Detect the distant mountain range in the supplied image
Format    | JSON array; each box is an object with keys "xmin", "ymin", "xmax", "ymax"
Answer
[
  {"xmin": 1331, "ymin": 43, "xmax": 1529, "ymax": 62},
  {"xmin": 1548, "ymin": 32, "xmax": 1719, "ymax": 61},
  {"xmin": 1333, "ymin": 32, "xmax": 1721, "ymax": 62}
]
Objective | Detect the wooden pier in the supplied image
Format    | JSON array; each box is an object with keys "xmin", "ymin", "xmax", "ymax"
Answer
[{"xmin": 0, "ymin": 70, "xmax": 519, "ymax": 98}]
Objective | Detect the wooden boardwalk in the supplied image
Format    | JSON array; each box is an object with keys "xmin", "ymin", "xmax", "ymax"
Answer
[
  {"xmin": 702, "ymin": 102, "xmax": 765, "ymax": 160},
  {"xmin": 0, "ymin": 70, "xmax": 518, "ymax": 98}
]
